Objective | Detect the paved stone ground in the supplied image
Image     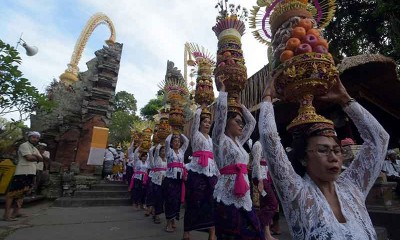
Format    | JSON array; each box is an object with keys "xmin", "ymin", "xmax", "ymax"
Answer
[{"xmin": 0, "ymin": 201, "xmax": 291, "ymax": 240}]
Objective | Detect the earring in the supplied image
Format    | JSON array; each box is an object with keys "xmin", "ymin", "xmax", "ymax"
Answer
[{"xmin": 301, "ymin": 160, "xmax": 307, "ymax": 167}]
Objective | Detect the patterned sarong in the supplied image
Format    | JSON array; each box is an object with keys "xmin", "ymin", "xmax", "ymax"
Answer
[
  {"xmin": 184, "ymin": 170, "xmax": 217, "ymax": 231},
  {"xmin": 153, "ymin": 183, "xmax": 164, "ymax": 215},
  {"xmin": 214, "ymin": 201, "xmax": 265, "ymax": 239},
  {"xmin": 253, "ymin": 178, "xmax": 278, "ymax": 227},
  {"xmin": 7, "ymin": 174, "xmax": 35, "ymax": 199},
  {"xmin": 162, "ymin": 177, "xmax": 182, "ymax": 220},
  {"xmin": 132, "ymin": 178, "xmax": 146, "ymax": 205}
]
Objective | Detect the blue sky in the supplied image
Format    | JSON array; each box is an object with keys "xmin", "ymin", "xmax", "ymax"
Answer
[{"xmin": 1, "ymin": 0, "xmax": 268, "ymax": 123}]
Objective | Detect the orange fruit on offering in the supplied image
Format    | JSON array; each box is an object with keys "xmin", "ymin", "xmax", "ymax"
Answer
[
  {"xmin": 306, "ymin": 28, "xmax": 320, "ymax": 38},
  {"xmin": 297, "ymin": 18, "xmax": 313, "ymax": 31},
  {"xmin": 317, "ymin": 37, "xmax": 329, "ymax": 49},
  {"xmin": 291, "ymin": 27, "xmax": 306, "ymax": 39},
  {"xmin": 285, "ymin": 38, "xmax": 301, "ymax": 51},
  {"xmin": 280, "ymin": 50, "xmax": 294, "ymax": 62}
]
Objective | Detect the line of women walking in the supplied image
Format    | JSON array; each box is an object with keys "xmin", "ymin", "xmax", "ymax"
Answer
[
  {"xmin": 126, "ymin": 76, "xmax": 389, "ymax": 240},
  {"xmin": 126, "ymin": 80, "xmax": 279, "ymax": 240}
]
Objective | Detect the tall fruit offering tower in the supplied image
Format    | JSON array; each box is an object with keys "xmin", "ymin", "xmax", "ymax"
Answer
[
  {"xmin": 160, "ymin": 61, "xmax": 189, "ymax": 134},
  {"xmin": 213, "ymin": 1, "xmax": 249, "ymax": 114},
  {"xmin": 250, "ymin": 0, "xmax": 338, "ymax": 132},
  {"xmin": 185, "ymin": 42, "xmax": 215, "ymax": 118}
]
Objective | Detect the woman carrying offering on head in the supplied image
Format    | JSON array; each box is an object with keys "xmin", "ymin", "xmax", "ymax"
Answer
[
  {"xmin": 129, "ymin": 148, "xmax": 149, "ymax": 210},
  {"xmin": 163, "ymin": 132, "xmax": 189, "ymax": 232},
  {"xmin": 151, "ymin": 145, "xmax": 167, "ymax": 224},
  {"xmin": 182, "ymin": 104, "xmax": 219, "ymax": 240},
  {"xmin": 212, "ymin": 79, "xmax": 264, "ymax": 239},
  {"xmin": 258, "ymin": 78, "xmax": 389, "ymax": 239}
]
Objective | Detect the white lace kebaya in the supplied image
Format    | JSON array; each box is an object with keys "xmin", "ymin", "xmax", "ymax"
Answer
[
  {"xmin": 251, "ymin": 141, "xmax": 269, "ymax": 180},
  {"xmin": 147, "ymin": 145, "xmax": 156, "ymax": 178},
  {"xmin": 186, "ymin": 108, "xmax": 220, "ymax": 177},
  {"xmin": 133, "ymin": 148, "xmax": 149, "ymax": 181},
  {"xmin": 151, "ymin": 145, "xmax": 167, "ymax": 186},
  {"xmin": 212, "ymin": 91, "xmax": 256, "ymax": 211},
  {"xmin": 259, "ymin": 101, "xmax": 389, "ymax": 240},
  {"xmin": 165, "ymin": 133, "xmax": 189, "ymax": 179}
]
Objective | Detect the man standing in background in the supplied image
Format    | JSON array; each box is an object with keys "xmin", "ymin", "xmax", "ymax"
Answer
[
  {"xmin": 3, "ymin": 131, "xmax": 43, "ymax": 221},
  {"xmin": 103, "ymin": 144, "xmax": 117, "ymax": 180},
  {"xmin": 34, "ymin": 142, "xmax": 50, "ymax": 195}
]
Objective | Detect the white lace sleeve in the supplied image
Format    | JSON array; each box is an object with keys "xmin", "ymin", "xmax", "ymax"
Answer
[
  {"xmin": 251, "ymin": 141, "xmax": 262, "ymax": 180},
  {"xmin": 128, "ymin": 141, "xmax": 134, "ymax": 160},
  {"xmin": 238, "ymin": 104, "xmax": 256, "ymax": 145},
  {"xmin": 148, "ymin": 146, "xmax": 155, "ymax": 169},
  {"xmin": 165, "ymin": 134, "xmax": 172, "ymax": 158},
  {"xmin": 191, "ymin": 108, "xmax": 202, "ymax": 142},
  {"xmin": 340, "ymin": 102, "xmax": 390, "ymax": 199},
  {"xmin": 180, "ymin": 133, "xmax": 189, "ymax": 153},
  {"xmin": 259, "ymin": 101, "xmax": 304, "ymax": 202},
  {"xmin": 154, "ymin": 144, "xmax": 161, "ymax": 162},
  {"xmin": 134, "ymin": 147, "xmax": 140, "ymax": 166},
  {"xmin": 212, "ymin": 91, "xmax": 228, "ymax": 169}
]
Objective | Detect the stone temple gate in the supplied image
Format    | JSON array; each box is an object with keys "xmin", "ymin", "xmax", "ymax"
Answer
[{"xmin": 31, "ymin": 13, "xmax": 122, "ymax": 174}]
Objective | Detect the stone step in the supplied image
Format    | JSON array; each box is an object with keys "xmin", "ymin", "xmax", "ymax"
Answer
[
  {"xmin": 53, "ymin": 197, "xmax": 131, "ymax": 207},
  {"xmin": 90, "ymin": 184, "xmax": 127, "ymax": 191},
  {"xmin": 98, "ymin": 180, "xmax": 125, "ymax": 184},
  {"xmin": 74, "ymin": 190, "xmax": 129, "ymax": 198}
]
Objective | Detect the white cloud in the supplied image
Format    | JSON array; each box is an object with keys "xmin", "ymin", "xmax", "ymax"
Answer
[{"xmin": 1, "ymin": 0, "xmax": 269, "ymax": 125}]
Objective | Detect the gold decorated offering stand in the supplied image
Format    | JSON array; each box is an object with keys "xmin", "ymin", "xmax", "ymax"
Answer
[
  {"xmin": 213, "ymin": 0, "xmax": 249, "ymax": 115},
  {"xmin": 250, "ymin": 0, "xmax": 338, "ymax": 132},
  {"xmin": 185, "ymin": 42, "xmax": 216, "ymax": 118},
  {"xmin": 157, "ymin": 107, "xmax": 172, "ymax": 143},
  {"xmin": 140, "ymin": 127, "xmax": 153, "ymax": 153}
]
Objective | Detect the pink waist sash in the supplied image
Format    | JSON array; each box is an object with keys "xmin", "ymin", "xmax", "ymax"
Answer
[
  {"xmin": 167, "ymin": 162, "xmax": 187, "ymax": 203},
  {"xmin": 260, "ymin": 160, "xmax": 267, "ymax": 166},
  {"xmin": 219, "ymin": 163, "xmax": 249, "ymax": 198},
  {"xmin": 193, "ymin": 150, "xmax": 214, "ymax": 168},
  {"xmin": 152, "ymin": 167, "xmax": 167, "ymax": 172},
  {"xmin": 128, "ymin": 170, "xmax": 147, "ymax": 190}
]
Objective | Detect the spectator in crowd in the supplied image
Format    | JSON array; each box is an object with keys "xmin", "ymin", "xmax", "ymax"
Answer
[
  {"xmin": 382, "ymin": 149, "xmax": 400, "ymax": 195},
  {"xmin": 340, "ymin": 138, "xmax": 356, "ymax": 169},
  {"xmin": 34, "ymin": 142, "xmax": 50, "ymax": 195},
  {"xmin": 3, "ymin": 131, "xmax": 43, "ymax": 221},
  {"xmin": 103, "ymin": 144, "xmax": 117, "ymax": 179}
]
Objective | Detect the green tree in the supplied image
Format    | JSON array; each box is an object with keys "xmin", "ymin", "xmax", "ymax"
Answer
[
  {"xmin": 325, "ymin": 0, "xmax": 400, "ymax": 67},
  {"xmin": 108, "ymin": 110, "xmax": 140, "ymax": 144},
  {"xmin": 114, "ymin": 91, "xmax": 137, "ymax": 115},
  {"xmin": 0, "ymin": 39, "xmax": 54, "ymax": 122},
  {"xmin": 140, "ymin": 94, "xmax": 164, "ymax": 120},
  {"xmin": 0, "ymin": 39, "xmax": 54, "ymax": 146},
  {"xmin": 0, "ymin": 117, "xmax": 27, "ymax": 158},
  {"xmin": 109, "ymin": 91, "xmax": 141, "ymax": 145}
]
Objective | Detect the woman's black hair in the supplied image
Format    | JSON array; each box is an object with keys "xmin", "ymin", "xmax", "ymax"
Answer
[
  {"xmin": 288, "ymin": 137, "xmax": 308, "ymax": 177},
  {"xmin": 225, "ymin": 112, "xmax": 245, "ymax": 131},
  {"xmin": 170, "ymin": 134, "xmax": 183, "ymax": 148},
  {"xmin": 159, "ymin": 145, "xmax": 165, "ymax": 152},
  {"xmin": 140, "ymin": 152, "xmax": 148, "ymax": 159},
  {"xmin": 199, "ymin": 115, "xmax": 212, "ymax": 132},
  {"xmin": 289, "ymin": 133, "xmax": 341, "ymax": 177}
]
